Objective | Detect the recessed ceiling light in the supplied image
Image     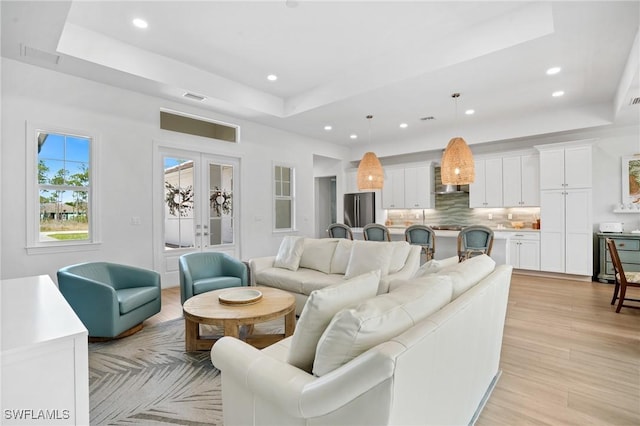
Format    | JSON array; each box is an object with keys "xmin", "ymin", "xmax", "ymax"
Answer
[
  {"xmin": 267, "ymin": 74, "xmax": 278, "ymax": 81},
  {"xmin": 552, "ymin": 90, "xmax": 565, "ymax": 97},
  {"xmin": 350, "ymin": 134, "xmax": 358, "ymax": 140},
  {"xmin": 132, "ymin": 18, "xmax": 148, "ymax": 29},
  {"xmin": 324, "ymin": 125, "xmax": 332, "ymax": 131},
  {"xmin": 546, "ymin": 67, "xmax": 561, "ymax": 75},
  {"xmin": 399, "ymin": 123, "xmax": 408, "ymax": 129},
  {"xmin": 465, "ymin": 109, "xmax": 475, "ymax": 115}
]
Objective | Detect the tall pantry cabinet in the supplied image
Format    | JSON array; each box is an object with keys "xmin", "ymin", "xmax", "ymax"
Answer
[{"xmin": 536, "ymin": 143, "xmax": 593, "ymax": 276}]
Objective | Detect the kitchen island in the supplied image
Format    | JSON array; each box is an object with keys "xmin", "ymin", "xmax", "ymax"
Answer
[{"xmin": 351, "ymin": 226, "xmax": 540, "ymax": 267}]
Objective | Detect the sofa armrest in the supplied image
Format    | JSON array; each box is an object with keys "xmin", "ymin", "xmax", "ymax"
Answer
[
  {"xmin": 211, "ymin": 336, "xmax": 397, "ymax": 419},
  {"xmin": 248, "ymin": 256, "xmax": 276, "ymax": 285}
]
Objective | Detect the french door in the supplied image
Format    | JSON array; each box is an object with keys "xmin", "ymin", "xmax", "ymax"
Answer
[{"xmin": 154, "ymin": 145, "xmax": 240, "ymax": 287}]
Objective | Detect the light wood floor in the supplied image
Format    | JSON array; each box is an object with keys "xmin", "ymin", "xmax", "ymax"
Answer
[{"xmin": 145, "ymin": 274, "xmax": 640, "ymax": 425}]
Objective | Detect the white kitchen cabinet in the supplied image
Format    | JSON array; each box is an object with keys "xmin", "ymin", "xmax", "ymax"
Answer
[
  {"xmin": 539, "ymin": 145, "xmax": 592, "ymax": 190},
  {"xmin": 508, "ymin": 232, "xmax": 540, "ymax": 270},
  {"xmin": 537, "ymin": 143, "xmax": 593, "ymax": 276},
  {"xmin": 383, "ymin": 164, "xmax": 434, "ymax": 209},
  {"xmin": 1, "ymin": 275, "xmax": 89, "ymax": 425},
  {"xmin": 382, "ymin": 168, "xmax": 405, "ymax": 209},
  {"xmin": 469, "ymin": 157, "xmax": 503, "ymax": 207},
  {"xmin": 502, "ymin": 154, "xmax": 540, "ymax": 207},
  {"xmin": 404, "ymin": 165, "xmax": 434, "ymax": 209},
  {"xmin": 539, "ymin": 188, "xmax": 593, "ymax": 275}
]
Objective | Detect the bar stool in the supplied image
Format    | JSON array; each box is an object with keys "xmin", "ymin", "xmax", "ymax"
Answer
[
  {"xmin": 405, "ymin": 224, "xmax": 436, "ymax": 261},
  {"xmin": 363, "ymin": 223, "xmax": 391, "ymax": 241}
]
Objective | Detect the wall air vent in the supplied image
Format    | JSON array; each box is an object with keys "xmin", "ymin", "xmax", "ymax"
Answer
[
  {"xmin": 183, "ymin": 92, "xmax": 206, "ymax": 102},
  {"xmin": 160, "ymin": 110, "xmax": 239, "ymax": 143},
  {"xmin": 630, "ymin": 97, "xmax": 640, "ymax": 106},
  {"xmin": 21, "ymin": 44, "xmax": 60, "ymax": 65}
]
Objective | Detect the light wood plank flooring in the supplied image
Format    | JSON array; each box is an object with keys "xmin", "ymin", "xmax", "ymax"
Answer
[{"xmin": 144, "ymin": 274, "xmax": 640, "ymax": 425}]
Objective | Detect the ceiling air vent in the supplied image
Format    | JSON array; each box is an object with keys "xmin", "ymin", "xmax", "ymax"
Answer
[
  {"xmin": 630, "ymin": 97, "xmax": 640, "ymax": 106},
  {"xmin": 420, "ymin": 116, "xmax": 436, "ymax": 121},
  {"xmin": 183, "ymin": 92, "xmax": 206, "ymax": 102}
]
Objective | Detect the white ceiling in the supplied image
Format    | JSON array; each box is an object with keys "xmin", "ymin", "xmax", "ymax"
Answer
[{"xmin": 2, "ymin": 1, "xmax": 639, "ymax": 158}]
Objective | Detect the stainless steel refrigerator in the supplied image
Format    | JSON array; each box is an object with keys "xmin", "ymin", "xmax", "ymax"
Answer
[{"xmin": 344, "ymin": 192, "xmax": 375, "ymax": 228}]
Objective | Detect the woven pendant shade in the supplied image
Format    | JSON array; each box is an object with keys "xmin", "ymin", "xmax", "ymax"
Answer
[
  {"xmin": 357, "ymin": 152, "xmax": 384, "ymax": 190},
  {"xmin": 440, "ymin": 137, "xmax": 475, "ymax": 185}
]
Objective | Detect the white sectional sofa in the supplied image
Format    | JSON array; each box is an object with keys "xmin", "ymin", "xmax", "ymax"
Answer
[
  {"xmin": 249, "ymin": 237, "xmax": 421, "ymax": 315},
  {"xmin": 212, "ymin": 255, "xmax": 513, "ymax": 426}
]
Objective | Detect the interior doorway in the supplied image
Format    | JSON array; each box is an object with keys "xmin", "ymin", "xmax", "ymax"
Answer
[{"xmin": 315, "ymin": 176, "xmax": 336, "ymax": 238}]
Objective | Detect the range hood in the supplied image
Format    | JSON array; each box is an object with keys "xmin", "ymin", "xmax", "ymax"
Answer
[{"xmin": 434, "ymin": 166, "xmax": 469, "ymax": 194}]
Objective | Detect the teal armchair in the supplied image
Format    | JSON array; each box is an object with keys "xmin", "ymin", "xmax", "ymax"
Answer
[
  {"xmin": 179, "ymin": 252, "xmax": 248, "ymax": 304},
  {"xmin": 57, "ymin": 262, "xmax": 161, "ymax": 338}
]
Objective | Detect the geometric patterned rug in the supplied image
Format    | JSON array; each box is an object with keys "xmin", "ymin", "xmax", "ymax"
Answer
[{"xmin": 89, "ymin": 318, "xmax": 222, "ymax": 425}]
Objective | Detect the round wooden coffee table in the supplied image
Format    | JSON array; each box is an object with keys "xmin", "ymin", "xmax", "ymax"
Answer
[{"xmin": 182, "ymin": 286, "xmax": 296, "ymax": 351}]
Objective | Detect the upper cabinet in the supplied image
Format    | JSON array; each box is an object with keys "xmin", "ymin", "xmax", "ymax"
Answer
[
  {"xmin": 469, "ymin": 157, "xmax": 503, "ymax": 208},
  {"xmin": 539, "ymin": 145, "xmax": 592, "ymax": 190},
  {"xmin": 404, "ymin": 165, "xmax": 435, "ymax": 209},
  {"xmin": 383, "ymin": 164, "xmax": 434, "ymax": 209},
  {"xmin": 502, "ymin": 154, "xmax": 540, "ymax": 207}
]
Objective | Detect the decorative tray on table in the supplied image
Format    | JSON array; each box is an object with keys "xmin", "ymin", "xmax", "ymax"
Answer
[{"xmin": 218, "ymin": 288, "xmax": 263, "ymax": 306}]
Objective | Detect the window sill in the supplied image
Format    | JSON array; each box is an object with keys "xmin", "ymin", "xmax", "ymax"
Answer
[{"xmin": 26, "ymin": 241, "xmax": 102, "ymax": 255}]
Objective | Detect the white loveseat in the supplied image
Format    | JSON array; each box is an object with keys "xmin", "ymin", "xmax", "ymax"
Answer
[
  {"xmin": 211, "ymin": 255, "xmax": 513, "ymax": 426},
  {"xmin": 249, "ymin": 237, "xmax": 421, "ymax": 315}
]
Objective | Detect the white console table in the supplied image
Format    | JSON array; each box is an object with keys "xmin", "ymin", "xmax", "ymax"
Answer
[{"xmin": 1, "ymin": 275, "xmax": 89, "ymax": 425}]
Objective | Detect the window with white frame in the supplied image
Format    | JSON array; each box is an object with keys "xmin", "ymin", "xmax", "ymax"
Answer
[
  {"xmin": 28, "ymin": 126, "xmax": 97, "ymax": 250},
  {"xmin": 274, "ymin": 164, "xmax": 295, "ymax": 230}
]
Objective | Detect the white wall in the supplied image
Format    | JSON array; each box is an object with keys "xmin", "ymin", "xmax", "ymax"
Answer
[
  {"xmin": 0, "ymin": 58, "xmax": 349, "ymax": 281},
  {"xmin": 2, "ymin": 58, "xmax": 639, "ymax": 282}
]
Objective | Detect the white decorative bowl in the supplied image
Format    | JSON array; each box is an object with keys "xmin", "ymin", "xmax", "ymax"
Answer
[{"xmin": 218, "ymin": 288, "xmax": 263, "ymax": 305}]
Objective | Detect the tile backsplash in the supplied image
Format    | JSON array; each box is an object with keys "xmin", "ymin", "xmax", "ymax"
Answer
[{"xmin": 385, "ymin": 193, "xmax": 540, "ymax": 229}]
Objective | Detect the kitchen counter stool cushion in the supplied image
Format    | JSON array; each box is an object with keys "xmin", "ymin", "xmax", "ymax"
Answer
[
  {"xmin": 287, "ymin": 270, "xmax": 381, "ymax": 373},
  {"xmin": 312, "ymin": 275, "xmax": 453, "ymax": 377},
  {"xmin": 274, "ymin": 236, "xmax": 306, "ymax": 271}
]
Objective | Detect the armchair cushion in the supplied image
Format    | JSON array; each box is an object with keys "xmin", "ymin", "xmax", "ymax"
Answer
[
  {"xmin": 313, "ymin": 275, "xmax": 452, "ymax": 376},
  {"xmin": 117, "ymin": 286, "xmax": 160, "ymax": 315},
  {"xmin": 287, "ymin": 270, "xmax": 381, "ymax": 373},
  {"xmin": 193, "ymin": 276, "xmax": 243, "ymax": 295}
]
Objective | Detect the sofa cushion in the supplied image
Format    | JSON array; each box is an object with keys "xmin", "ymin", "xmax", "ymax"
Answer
[
  {"xmin": 413, "ymin": 256, "xmax": 460, "ymax": 278},
  {"xmin": 116, "ymin": 286, "xmax": 159, "ymax": 315},
  {"xmin": 312, "ymin": 275, "xmax": 453, "ymax": 376},
  {"xmin": 344, "ymin": 241, "xmax": 394, "ymax": 279},
  {"xmin": 274, "ymin": 236, "xmax": 305, "ymax": 271},
  {"xmin": 438, "ymin": 254, "xmax": 496, "ymax": 299},
  {"xmin": 299, "ymin": 238, "xmax": 338, "ymax": 274},
  {"xmin": 301, "ymin": 274, "xmax": 347, "ymax": 296},
  {"xmin": 330, "ymin": 239, "xmax": 354, "ymax": 274},
  {"xmin": 388, "ymin": 241, "xmax": 411, "ymax": 274},
  {"xmin": 287, "ymin": 270, "xmax": 381, "ymax": 373}
]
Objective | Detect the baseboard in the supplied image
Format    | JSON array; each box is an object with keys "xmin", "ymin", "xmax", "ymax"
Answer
[
  {"xmin": 513, "ymin": 269, "xmax": 593, "ymax": 282},
  {"xmin": 469, "ymin": 370, "xmax": 502, "ymax": 426}
]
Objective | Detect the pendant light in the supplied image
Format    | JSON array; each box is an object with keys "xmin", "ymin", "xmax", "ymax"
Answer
[
  {"xmin": 357, "ymin": 115, "xmax": 384, "ymax": 190},
  {"xmin": 441, "ymin": 93, "xmax": 475, "ymax": 185}
]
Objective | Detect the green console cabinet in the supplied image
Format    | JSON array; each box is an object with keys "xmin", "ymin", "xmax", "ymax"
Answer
[{"xmin": 597, "ymin": 233, "xmax": 640, "ymax": 283}]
